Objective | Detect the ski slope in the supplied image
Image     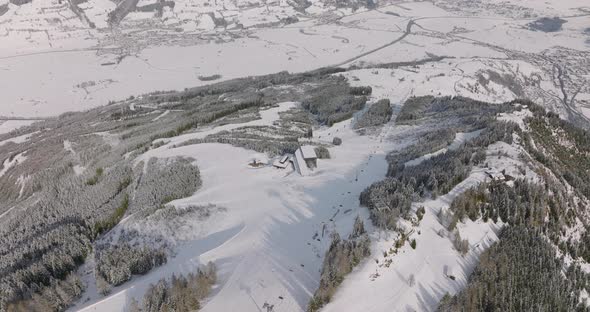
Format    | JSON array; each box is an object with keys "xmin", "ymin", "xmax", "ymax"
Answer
[
  {"xmin": 322, "ymin": 168, "xmax": 503, "ymax": 312},
  {"xmin": 76, "ymin": 100, "xmax": 402, "ymax": 311}
]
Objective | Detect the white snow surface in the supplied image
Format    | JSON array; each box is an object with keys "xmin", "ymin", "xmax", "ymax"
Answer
[
  {"xmin": 405, "ymin": 129, "xmax": 483, "ymax": 167},
  {"xmin": 0, "ymin": 152, "xmax": 27, "ymax": 178},
  {"xmin": 0, "ymin": 131, "xmax": 38, "ymax": 147},
  {"xmin": 498, "ymin": 107, "xmax": 533, "ymax": 130},
  {"xmin": 70, "ymin": 41, "xmax": 562, "ymax": 312},
  {"xmin": 3, "ymin": 0, "xmax": 586, "ymax": 309},
  {"xmin": 1, "ymin": 0, "xmax": 588, "ymax": 118},
  {"xmin": 74, "ymin": 102, "xmax": 538, "ymax": 312},
  {"xmin": 300, "ymin": 145, "xmax": 318, "ymax": 159},
  {"xmin": 0, "ymin": 120, "xmax": 37, "ymax": 134},
  {"xmin": 151, "ymin": 110, "xmax": 170, "ymax": 122},
  {"xmin": 322, "ymin": 111, "xmax": 541, "ymax": 312},
  {"xmin": 150, "ymin": 102, "xmax": 297, "ymax": 148},
  {"xmin": 77, "ymin": 101, "xmax": 400, "ymax": 312},
  {"xmin": 63, "ymin": 139, "xmax": 86, "ymax": 175},
  {"xmin": 323, "ymin": 168, "xmax": 503, "ymax": 312}
]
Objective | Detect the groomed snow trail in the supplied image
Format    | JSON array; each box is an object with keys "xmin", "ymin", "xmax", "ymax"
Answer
[
  {"xmin": 76, "ymin": 101, "xmax": 401, "ymax": 312},
  {"xmin": 322, "ymin": 109, "xmax": 536, "ymax": 312},
  {"xmin": 323, "ymin": 169, "xmax": 503, "ymax": 312}
]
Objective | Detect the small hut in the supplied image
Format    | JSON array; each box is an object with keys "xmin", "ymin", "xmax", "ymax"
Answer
[{"xmin": 293, "ymin": 145, "xmax": 318, "ymax": 176}]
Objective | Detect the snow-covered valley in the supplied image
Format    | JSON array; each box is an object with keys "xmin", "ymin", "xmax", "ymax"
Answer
[{"xmin": 1, "ymin": 0, "xmax": 589, "ymax": 121}]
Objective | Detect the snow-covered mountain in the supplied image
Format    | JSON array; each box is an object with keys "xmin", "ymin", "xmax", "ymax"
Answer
[{"xmin": 1, "ymin": 0, "xmax": 590, "ymax": 312}]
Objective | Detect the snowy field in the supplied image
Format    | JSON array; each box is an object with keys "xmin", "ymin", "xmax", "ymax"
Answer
[
  {"xmin": 0, "ymin": 0, "xmax": 588, "ymax": 120},
  {"xmin": 0, "ymin": 120, "xmax": 37, "ymax": 134}
]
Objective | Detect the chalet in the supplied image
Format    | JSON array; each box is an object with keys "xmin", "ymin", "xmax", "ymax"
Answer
[
  {"xmin": 300, "ymin": 145, "xmax": 318, "ymax": 168},
  {"xmin": 293, "ymin": 145, "xmax": 318, "ymax": 176}
]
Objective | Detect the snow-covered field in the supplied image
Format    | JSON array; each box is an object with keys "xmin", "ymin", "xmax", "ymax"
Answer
[
  {"xmin": 0, "ymin": 130, "xmax": 38, "ymax": 146},
  {"xmin": 0, "ymin": 120, "xmax": 37, "ymax": 134},
  {"xmin": 0, "ymin": 0, "xmax": 588, "ymax": 120}
]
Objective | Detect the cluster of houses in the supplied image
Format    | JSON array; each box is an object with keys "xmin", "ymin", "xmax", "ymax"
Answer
[{"xmin": 272, "ymin": 145, "xmax": 318, "ymax": 176}]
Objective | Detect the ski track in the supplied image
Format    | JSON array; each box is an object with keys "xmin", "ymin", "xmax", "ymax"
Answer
[
  {"xmin": 77, "ymin": 100, "xmax": 401, "ymax": 311},
  {"xmin": 323, "ymin": 169, "xmax": 503, "ymax": 312}
]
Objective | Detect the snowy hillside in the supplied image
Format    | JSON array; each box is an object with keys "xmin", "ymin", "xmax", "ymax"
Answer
[
  {"xmin": 1, "ymin": 0, "xmax": 590, "ymax": 312},
  {"xmin": 2, "ymin": 60, "xmax": 590, "ymax": 312}
]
